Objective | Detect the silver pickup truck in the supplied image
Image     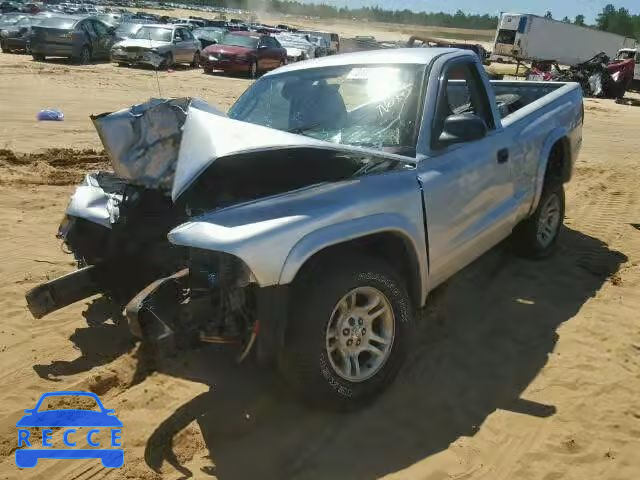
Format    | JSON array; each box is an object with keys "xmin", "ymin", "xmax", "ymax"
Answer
[{"xmin": 26, "ymin": 48, "xmax": 583, "ymax": 409}]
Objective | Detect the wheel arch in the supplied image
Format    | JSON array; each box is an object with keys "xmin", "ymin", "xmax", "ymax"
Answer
[
  {"xmin": 532, "ymin": 130, "xmax": 571, "ymax": 212},
  {"xmin": 281, "ymin": 220, "xmax": 426, "ymax": 309}
]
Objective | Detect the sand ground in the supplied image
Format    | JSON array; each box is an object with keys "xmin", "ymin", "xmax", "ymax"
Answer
[{"xmin": 0, "ymin": 38, "xmax": 639, "ymax": 480}]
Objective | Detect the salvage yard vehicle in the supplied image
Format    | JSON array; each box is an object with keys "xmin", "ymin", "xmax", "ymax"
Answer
[
  {"xmin": 192, "ymin": 26, "xmax": 225, "ymax": 49},
  {"xmin": 0, "ymin": 14, "xmax": 43, "ymax": 53},
  {"xmin": 110, "ymin": 24, "xmax": 200, "ymax": 69},
  {"xmin": 30, "ymin": 15, "xmax": 116, "ymax": 64},
  {"xmin": 200, "ymin": 31, "xmax": 286, "ymax": 78},
  {"xmin": 26, "ymin": 48, "xmax": 583, "ymax": 409},
  {"xmin": 274, "ymin": 32, "xmax": 316, "ymax": 62}
]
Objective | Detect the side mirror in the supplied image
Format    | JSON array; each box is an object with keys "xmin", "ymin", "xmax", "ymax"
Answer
[
  {"xmin": 438, "ymin": 113, "xmax": 487, "ymax": 146},
  {"xmin": 107, "ymin": 26, "xmax": 116, "ymax": 35}
]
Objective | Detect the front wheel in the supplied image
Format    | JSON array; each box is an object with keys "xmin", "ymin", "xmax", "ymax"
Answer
[
  {"xmin": 76, "ymin": 45, "xmax": 91, "ymax": 65},
  {"xmin": 32, "ymin": 53, "xmax": 45, "ymax": 61},
  {"xmin": 511, "ymin": 180, "xmax": 565, "ymax": 258},
  {"xmin": 191, "ymin": 51, "xmax": 200, "ymax": 68},
  {"xmin": 248, "ymin": 59, "xmax": 257, "ymax": 79},
  {"xmin": 160, "ymin": 53, "xmax": 173, "ymax": 70},
  {"xmin": 279, "ymin": 255, "xmax": 414, "ymax": 410}
]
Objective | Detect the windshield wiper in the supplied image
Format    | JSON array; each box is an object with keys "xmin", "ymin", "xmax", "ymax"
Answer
[{"xmin": 287, "ymin": 121, "xmax": 325, "ymax": 134}]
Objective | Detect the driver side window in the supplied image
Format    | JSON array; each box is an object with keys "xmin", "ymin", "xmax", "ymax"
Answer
[
  {"xmin": 174, "ymin": 29, "xmax": 184, "ymax": 41},
  {"xmin": 432, "ymin": 60, "xmax": 494, "ymax": 148}
]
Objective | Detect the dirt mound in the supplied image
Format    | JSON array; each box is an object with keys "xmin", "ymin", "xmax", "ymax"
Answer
[{"xmin": 0, "ymin": 148, "xmax": 110, "ymax": 186}]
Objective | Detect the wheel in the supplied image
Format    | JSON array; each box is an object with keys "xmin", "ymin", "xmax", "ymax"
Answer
[
  {"xmin": 160, "ymin": 52, "xmax": 173, "ymax": 70},
  {"xmin": 203, "ymin": 66, "xmax": 213, "ymax": 74},
  {"xmin": 191, "ymin": 51, "xmax": 200, "ymax": 68},
  {"xmin": 0, "ymin": 41, "xmax": 7, "ymax": 53},
  {"xmin": 248, "ymin": 59, "xmax": 257, "ymax": 79},
  {"xmin": 511, "ymin": 179, "xmax": 565, "ymax": 258},
  {"xmin": 75, "ymin": 45, "xmax": 91, "ymax": 65},
  {"xmin": 278, "ymin": 255, "xmax": 415, "ymax": 410},
  {"xmin": 32, "ymin": 53, "xmax": 45, "ymax": 61},
  {"xmin": 117, "ymin": 62, "xmax": 128, "ymax": 67}
]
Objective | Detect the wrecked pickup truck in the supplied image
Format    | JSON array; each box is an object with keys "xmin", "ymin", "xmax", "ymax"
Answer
[{"xmin": 26, "ymin": 48, "xmax": 583, "ymax": 408}]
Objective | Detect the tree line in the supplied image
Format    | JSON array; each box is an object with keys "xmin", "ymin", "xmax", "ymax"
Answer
[
  {"xmin": 180, "ymin": 1, "xmax": 640, "ymax": 38},
  {"xmin": 538, "ymin": 5, "xmax": 638, "ymax": 38}
]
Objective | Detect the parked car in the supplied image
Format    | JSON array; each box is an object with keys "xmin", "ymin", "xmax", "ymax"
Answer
[
  {"xmin": 111, "ymin": 24, "xmax": 200, "ymax": 69},
  {"xmin": 30, "ymin": 16, "xmax": 116, "ymax": 64},
  {"xmin": 299, "ymin": 30, "xmax": 339, "ymax": 54},
  {"xmin": 192, "ymin": 26, "xmax": 225, "ymax": 49},
  {"xmin": 27, "ymin": 48, "xmax": 583, "ymax": 409},
  {"xmin": 306, "ymin": 34, "xmax": 329, "ymax": 57},
  {"xmin": 274, "ymin": 32, "xmax": 316, "ymax": 62},
  {"xmin": 200, "ymin": 31, "xmax": 286, "ymax": 78},
  {"xmin": 0, "ymin": 14, "xmax": 43, "ymax": 53},
  {"xmin": 112, "ymin": 21, "xmax": 144, "ymax": 42}
]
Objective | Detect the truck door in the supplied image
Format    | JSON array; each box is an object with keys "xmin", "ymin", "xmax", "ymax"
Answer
[{"xmin": 418, "ymin": 59, "xmax": 516, "ymax": 287}]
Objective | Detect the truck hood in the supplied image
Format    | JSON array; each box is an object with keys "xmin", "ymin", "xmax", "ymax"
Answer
[
  {"xmin": 113, "ymin": 38, "xmax": 171, "ymax": 49},
  {"xmin": 91, "ymin": 97, "xmax": 415, "ymax": 203}
]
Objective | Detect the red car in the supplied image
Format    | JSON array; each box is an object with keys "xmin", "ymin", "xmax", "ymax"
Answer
[{"xmin": 201, "ymin": 32, "xmax": 286, "ymax": 78}]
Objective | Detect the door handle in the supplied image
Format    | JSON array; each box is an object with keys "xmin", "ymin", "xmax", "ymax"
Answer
[{"xmin": 497, "ymin": 148, "xmax": 509, "ymax": 164}]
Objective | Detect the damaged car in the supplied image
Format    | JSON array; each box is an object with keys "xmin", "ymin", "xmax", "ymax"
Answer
[
  {"xmin": 111, "ymin": 24, "xmax": 200, "ymax": 69},
  {"xmin": 27, "ymin": 49, "xmax": 583, "ymax": 409}
]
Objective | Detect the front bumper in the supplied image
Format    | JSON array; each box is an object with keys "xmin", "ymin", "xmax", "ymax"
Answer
[
  {"xmin": 200, "ymin": 55, "xmax": 249, "ymax": 72},
  {"xmin": 111, "ymin": 50, "xmax": 165, "ymax": 68}
]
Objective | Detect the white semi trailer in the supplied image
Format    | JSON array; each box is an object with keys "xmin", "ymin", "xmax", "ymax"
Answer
[{"xmin": 493, "ymin": 13, "xmax": 637, "ymax": 66}]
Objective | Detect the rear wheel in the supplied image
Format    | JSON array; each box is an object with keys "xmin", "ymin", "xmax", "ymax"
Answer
[
  {"xmin": 511, "ymin": 179, "xmax": 565, "ymax": 258},
  {"xmin": 32, "ymin": 53, "xmax": 45, "ymax": 61},
  {"xmin": 278, "ymin": 255, "xmax": 414, "ymax": 410}
]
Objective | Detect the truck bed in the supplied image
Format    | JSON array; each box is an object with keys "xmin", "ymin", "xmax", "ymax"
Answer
[{"xmin": 491, "ymin": 81, "xmax": 566, "ymax": 119}]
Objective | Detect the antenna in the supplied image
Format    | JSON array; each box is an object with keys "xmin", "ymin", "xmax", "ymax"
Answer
[{"xmin": 146, "ymin": 26, "xmax": 162, "ymax": 97}]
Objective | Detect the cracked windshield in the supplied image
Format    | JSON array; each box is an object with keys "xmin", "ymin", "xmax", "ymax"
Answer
[{"xmin": 2, "ymin": 0, "xmax": 640, "ymax": 479}]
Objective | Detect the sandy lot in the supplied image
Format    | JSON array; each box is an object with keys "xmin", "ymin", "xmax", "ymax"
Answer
[{"xmin": 0, "ymin": 44, "xmax": 640, "ymax": 480}]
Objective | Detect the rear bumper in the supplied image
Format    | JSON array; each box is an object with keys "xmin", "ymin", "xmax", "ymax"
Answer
[
  {"xmin": 31, "ymin": 44, "xmax": 74, "ymax": 57},
  {"xmin": 111, "ymin": 51, "xmax": 164, "ymax": 67}
]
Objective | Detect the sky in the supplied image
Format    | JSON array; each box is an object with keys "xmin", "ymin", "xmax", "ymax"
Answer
[{"xmin": 297, "ymin": 0, "xmax": 640, "ymax": 23}]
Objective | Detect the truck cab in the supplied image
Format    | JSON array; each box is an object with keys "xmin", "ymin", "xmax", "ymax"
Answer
[{"xmin": 617, "ymin": 48, "xmax": 640, "ymax": 81}]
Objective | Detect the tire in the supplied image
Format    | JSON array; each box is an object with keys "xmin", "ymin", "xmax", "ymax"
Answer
[
  {"xmin": 75, "ymin": 45, "xmax": 91, "ymax": 65},
  {"xmin": 278, "ymin": 255, "xmax": 415, "ymax": 410},
  {"xmin": 248, "ymin": 59, "xmax": 257, "ymax": 79},
  {"xmin": 191, "ymin": 50, "xmax": 200, "ymax": 68},
  {"xmin": 203, "ymin": 66, "xmax": 213, "ymax": 74},
  {"xmin": 32, "ymin": 53, "xmax": 45, "ymax": 61},
  {"xmin": 511, "ymin": 179, "xmax": 565, "ymax": 258},
  {"xmin": 160, "ymin": 52, "xmax": 173, "ymax": 70},
  {"xmin": 117, "ymin": 62, "xmax": 128, "ymax": 67}
]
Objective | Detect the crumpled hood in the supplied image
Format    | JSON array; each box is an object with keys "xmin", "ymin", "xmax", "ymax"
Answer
[
  {"xmin": 91, "ymin": 97, "xmax": 331, "ymax": 201},
  {"xmin": 113, "ymin": 38, "xmax": 171, "ymax": 50},
  {"xmin": 91, "ymin": 97, "xmax": 414, "ymax": 204}
]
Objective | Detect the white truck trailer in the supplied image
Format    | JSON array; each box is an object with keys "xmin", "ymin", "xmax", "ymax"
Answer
[{"xmin": 493, "ymin": 13, "xmax": 637, "ymax": 66}]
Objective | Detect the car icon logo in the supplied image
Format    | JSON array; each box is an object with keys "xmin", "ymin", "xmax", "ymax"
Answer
[{"xmin": 15, "ymin": 391, "xmax": 123, "ymax": 468}]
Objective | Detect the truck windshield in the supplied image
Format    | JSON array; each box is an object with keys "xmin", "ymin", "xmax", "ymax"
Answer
[
  {"xmin": 496, "ymin": 29, "xmax": 517, "ymax": 45},
  {"xmin": 228, "ymin": 64, "xmax": 425, "ymax": 151}
]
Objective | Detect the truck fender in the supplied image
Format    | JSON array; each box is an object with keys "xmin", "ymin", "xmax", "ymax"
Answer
[
  {"xmin": 278, "ymin": 213, "xmax": 428, "ymax": 305},
  {"xmin": 531, "ymin": 127, "xmax": 569, "ymax": 213}
]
